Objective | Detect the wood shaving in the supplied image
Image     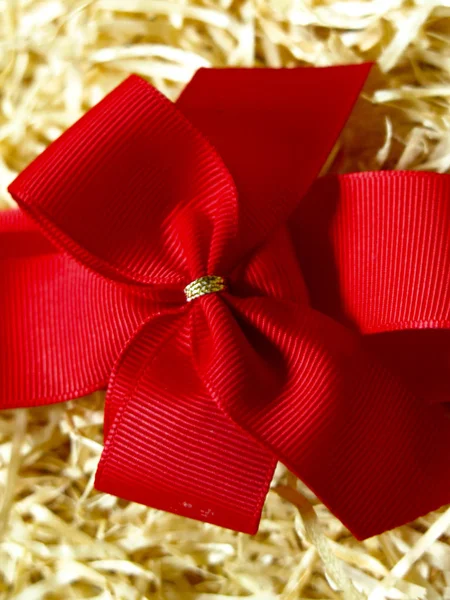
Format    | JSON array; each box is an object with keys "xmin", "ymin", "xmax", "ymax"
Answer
[{"xmin": 0, "ymin": 1, "xmax": 449, "ymax": 599}]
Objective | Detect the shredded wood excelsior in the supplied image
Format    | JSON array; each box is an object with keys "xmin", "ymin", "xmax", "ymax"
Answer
[{"xmin": 1, "ymin": 1, "xmax": 450, "ymax": 599}]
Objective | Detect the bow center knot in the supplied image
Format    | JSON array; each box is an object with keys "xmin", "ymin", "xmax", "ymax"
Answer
[{"xmin": 184, "ymin": 275, "xmax": 226, "ymax": 302}]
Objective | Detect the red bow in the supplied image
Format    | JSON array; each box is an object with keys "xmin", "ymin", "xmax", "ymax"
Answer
[{"xmin": 2, "ymin": 65, "xmax": 450, "ymax": 540}]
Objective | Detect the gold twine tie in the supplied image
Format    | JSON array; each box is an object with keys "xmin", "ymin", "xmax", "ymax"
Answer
[{"xmin": 184, "ymin": 275, "xmax": 226, "ymax": 302}]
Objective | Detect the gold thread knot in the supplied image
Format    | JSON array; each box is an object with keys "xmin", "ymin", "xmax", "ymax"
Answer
[{"xmin": 184, "ymin": 275, "xmax": 226, "ymax": 302}]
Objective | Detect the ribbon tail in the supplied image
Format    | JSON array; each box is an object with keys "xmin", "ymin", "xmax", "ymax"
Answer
[
  {"xmin": 0, "ymin": 209, "xmax": 153, "ymax": 408},
  {"xmin": 96, "ymin": 309, "xmax": 277, "ymax": 533},
  {"xmin": 176, "ymin": 63, "xmax": 372, "ymax": 265},
  {"xmin": 194, "ymin": 294, "xmax": 450, "ymax": 539}
]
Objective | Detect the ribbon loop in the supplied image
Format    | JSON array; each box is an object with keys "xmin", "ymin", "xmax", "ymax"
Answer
[
  {"xmin": 8, "ymin": 75, "xmax": 239, "ymax": 286},
  {"xmin": 291, "ymin": 171, "xmax": 450, "ymax": 407},
  {"xmin": 0, "ymin": 209, "xmax": 155, "ymax": 408}
]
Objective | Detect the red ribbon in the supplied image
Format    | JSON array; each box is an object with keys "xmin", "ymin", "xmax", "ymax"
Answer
[{"xmin": 1, "ymin": 64, "xmax": 449, "ymax": 540}]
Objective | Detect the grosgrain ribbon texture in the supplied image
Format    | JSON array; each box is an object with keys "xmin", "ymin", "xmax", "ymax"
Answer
[{"xmin": 1, "ymin": 64, "xmax": 450, "ymax": 540}]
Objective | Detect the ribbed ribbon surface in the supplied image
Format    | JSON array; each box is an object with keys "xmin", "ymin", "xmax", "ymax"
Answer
[{"xmin": 1, "ymin": 65, "xmax": 449, "ymax": 539}]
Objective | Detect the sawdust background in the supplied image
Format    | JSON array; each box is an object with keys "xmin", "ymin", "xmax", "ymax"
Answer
[{"xmin": 0, "ymin": 1, "xmax": 450, "ymax": 599}]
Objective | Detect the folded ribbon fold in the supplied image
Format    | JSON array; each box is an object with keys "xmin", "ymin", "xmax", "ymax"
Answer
[{"xmin": 2, "ymin": 64, "xmax": 449, "ymax": 539}]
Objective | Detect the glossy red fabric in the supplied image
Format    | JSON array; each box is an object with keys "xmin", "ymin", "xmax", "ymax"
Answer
[{"xmin": 2, "ymin": 65, "xmax": 450, "ymax": 539}]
